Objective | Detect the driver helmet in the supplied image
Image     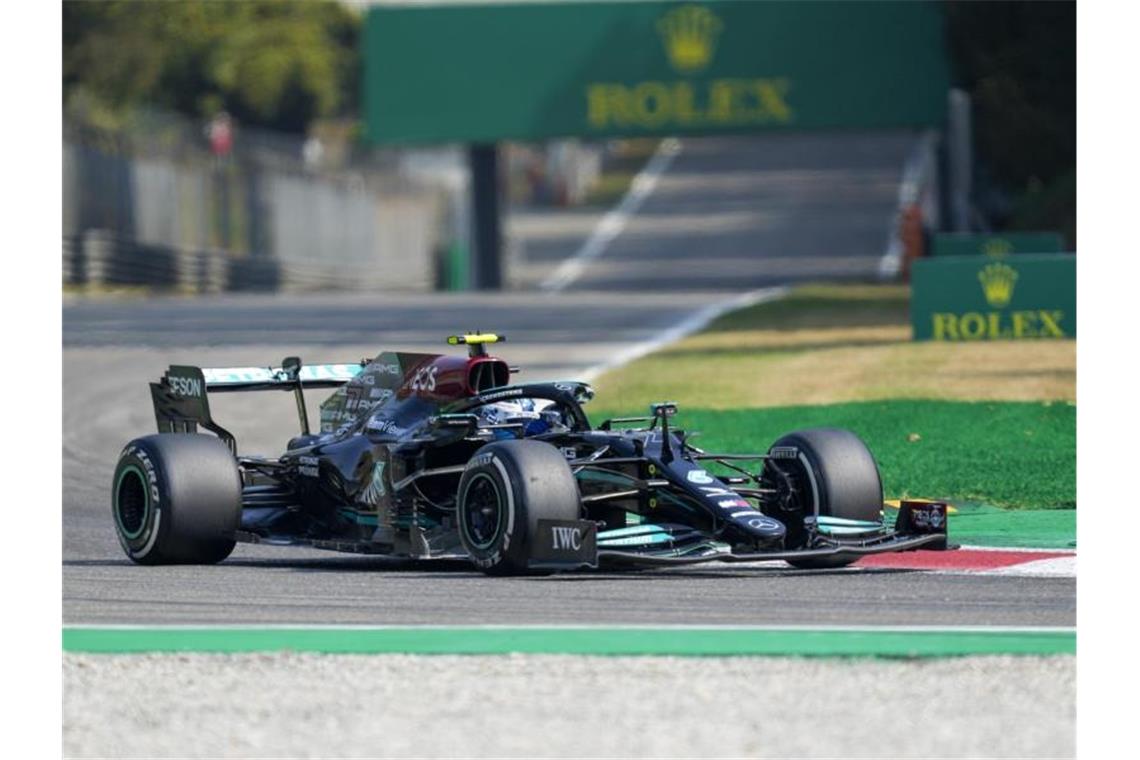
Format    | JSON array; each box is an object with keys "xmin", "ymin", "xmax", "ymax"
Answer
[{"xmin": 477, "ymin": 399, "xmax": 560, "ymax": 439}]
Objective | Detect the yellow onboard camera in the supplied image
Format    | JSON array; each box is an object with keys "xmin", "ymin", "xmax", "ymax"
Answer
[{"xmin": 447, "ymin": 333, "xmax": 504, "ymax": 357}]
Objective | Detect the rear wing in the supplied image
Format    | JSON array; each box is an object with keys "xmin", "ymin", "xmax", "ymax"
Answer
[{"xmin": 150, "ymin": 357, "xmax": 366, "ymax": 453}]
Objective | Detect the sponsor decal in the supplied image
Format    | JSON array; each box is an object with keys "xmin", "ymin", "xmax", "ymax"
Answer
[
  {"xmin": 914, "ymin": 255, "xmax": 1075, "ymax": 341},
  {"xmin": 125, "ymin": 446, "xmax": 161, "ymax": 506},
  {"xmin": 932, "ymin": 262, "xmax": 1058, "ymax": 340},
  {"xmin": 410, "ymin": 365, "xmax": 439, "ymax": 392},
  {"xmin": 360, "ymin": 374, "xmax": 376, "ymax": 386},
  {"xmin": 469, "ymin": 453, "xmax": 495, "ymax": 469},
  {"xmin": 718, "ymin": 498, "xmax": 751, "ymax": 510},
  {"xmin": 931, "ymin": 310, "xmax": 1065, "ymax": 341},
  {"xmin": 168, "ymin": 375, "xmax": 203, "ymax": 397},
  {"xmin": 979, "ymin": 261, "xmax": 1018, "ymax": 308},
  {"xmin": 366, "ymin": 418, "xmax": 406, "ymax": 437},
  {"xmin": 359, "ymin": 461, "xmax": 388, "ymax": 506},
  {"xmin": 479, "ymin": 387, "xmax": 523, "ymax": 402},
  {"xmin": 298, "ymin": 456, "xmax": 320, "ymax": 478},
  {"xmin": 369, "ymin": 388, "xmax": 394, "ymax": 402},
  {"xmin": 982, "ymin": 238, "xmax": 1015, "ymax": 257},
  {"xmin": 658, "ymin": 4, "xmax": 722, "ymax": 74},
  {"xmin": 531, "ymin": 519, "xmax": 598, "ymax": 565},
  {"xmin": 700, "ymin": 486, "xmax": 735, "ymax": 497},
  {"xmin": 768, "ymin": 446, "xmax": 798, "ymax": 460},
  {"xmin": 551, "ymin": 525, "xmax": 583, "ymax": 551},
  {"xmin": 910, "ymin": 504, "xmax": 946, "ymax": 530},
  {"xmin": 376, "ymin": 363, "xmax": 402, "ymax": 376},
  {"xmin": 748, "ymin": 516, "xmax": 780, "ymax": 531},
  {"xmin": 687, "ymin": 469, "xmax": 714, "ymax": 484},
  {"xmin": 586, "ymin": 5, "xmax": 792, "ymax": 132},
  {"xmin": 554, "ymin": 383, "xmax": 576, "ymax": 393},
  {"xmin": 560, "ymin": 447, "xmax": 578, "ymax": 461}
]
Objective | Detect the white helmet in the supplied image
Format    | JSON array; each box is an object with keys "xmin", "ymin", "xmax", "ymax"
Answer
[{"xmin": 477, "ymin": 398, "xmax": 563, "ymax": 438}]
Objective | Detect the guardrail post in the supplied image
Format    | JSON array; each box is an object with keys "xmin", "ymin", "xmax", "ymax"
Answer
[
  {"xmin": 947, "ymin": 89, "xmax": 973, "ymax": 233},
  {"xmin": 82, "ymin": 229, "xmax": 112, "ymax": 288}
]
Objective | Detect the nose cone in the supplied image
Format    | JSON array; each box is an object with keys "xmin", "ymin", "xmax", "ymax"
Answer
[
  {"xmin": 675, "ymin": 463, "xmax": 787, "ymax": 542},
  {"xmin": 711, "ymin": 494, "xmax": 787, "ymax": 541}
]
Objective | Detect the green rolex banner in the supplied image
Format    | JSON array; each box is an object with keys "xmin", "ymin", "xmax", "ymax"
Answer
[
  {"xmin": 363, "ymin": 1, "xmax": 949, "ymax": 144},
  {"xmin": 931, "ymin": 232, "xmax": 1065, "ymax": 257},
  {"xmin": 911, "ymin": 255, "xmax": 1076, "ymax": 341}
]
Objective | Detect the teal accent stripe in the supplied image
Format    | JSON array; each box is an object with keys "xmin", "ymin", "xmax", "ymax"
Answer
[
  {"xmin": 815, "ymin": 516, "xmax": 882, "ymax": 528},
  {"xmin": 62, "ymin": 626, "xmax": 1075, "ymax": 658},
  {"xmin": 598, "ymin": 525, "xmax": 672, "ymax": 538},
  {"xmin": 337, "ymin": 509, "xmax": 380, "ymax": 527}
]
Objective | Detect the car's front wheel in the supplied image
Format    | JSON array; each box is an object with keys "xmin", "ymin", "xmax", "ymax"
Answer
[
  {"xmin": 764, "ymin": 427, "xmax": 884, "ymax": 570},
  {"xmin": 456, "ymin": 439, "xmax": 581, "ymax": 575}
]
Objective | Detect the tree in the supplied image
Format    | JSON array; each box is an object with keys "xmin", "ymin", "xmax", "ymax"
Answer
[{"xmin": 63, "ymin": 1, "xmax": 360, "ymax": 134}]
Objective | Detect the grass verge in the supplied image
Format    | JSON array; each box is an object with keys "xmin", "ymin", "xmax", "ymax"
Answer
[
  {"xmin": 589, "ymin": 400, "xmax": 1075, "ymax": 510},
  {"xmin": 594, "ymin": 284, "xmax": 1075, "ymax": 409},
  {"xmin": 589, "ymin": 284, "xmax": 1076, "ymax": 514}
]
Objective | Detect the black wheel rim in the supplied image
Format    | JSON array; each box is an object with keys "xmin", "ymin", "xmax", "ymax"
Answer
[
  {"xmin": 462, "ymin": 474, "xmax": 504, "ymax": 550},
  {"xmin": 115, "ymin": 466, "xmax": 149, "ymax": 540}
]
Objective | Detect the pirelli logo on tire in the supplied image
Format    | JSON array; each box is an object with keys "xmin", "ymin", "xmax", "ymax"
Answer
[{"xmin": 911, "ymin": 254, "xmax": 1076, "ymax": 341}]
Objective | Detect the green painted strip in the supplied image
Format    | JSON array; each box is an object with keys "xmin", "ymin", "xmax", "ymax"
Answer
[
  {"xmin": 948, "ymin": 503, "xmax": 1076, "ymax": 549},
  {"xmin": 62, "ymin": 627, "xmax": 1075, "ymax": 657}
]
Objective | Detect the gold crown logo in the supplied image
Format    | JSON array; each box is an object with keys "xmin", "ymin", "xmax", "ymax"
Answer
[
  {"xmin": 982, "ymin": 238, "xmax": 1013, "ymax": 257},
  {"xmin": 978, "ymin": 262, "xmax": 1018, "ymax": 308},
  {"xmin": 658, "ymin": 5, "xmax": 723, "ymax": 74}
]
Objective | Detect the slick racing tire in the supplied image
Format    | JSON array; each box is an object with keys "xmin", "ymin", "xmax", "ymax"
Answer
[
  {"xmin": 766, "ymin": 428, "xmax": 883, "ymax": 570},
  {"xmin": 457, "ymin": 439, "xmax": 581, "ymax": 576},
  {"xmin": 112, "ymin": 434, "xmax": 242, "ymax": 565}
]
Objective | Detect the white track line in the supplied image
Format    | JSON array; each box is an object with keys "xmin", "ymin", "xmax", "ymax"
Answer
[
  {"xmin": 958, "ymin": 544, "xmax": 1076, "ymax": 554},
  {"xmin": 980, "ymin": 556, "xmax": 1077, "ymax": 578},
  {"xmin": 578, "ymin": 286, "xmax": 788, "ymax": 382},
  {"xmin": 540, "ymin": 137, "xmax": 683, "ymax": 292}
]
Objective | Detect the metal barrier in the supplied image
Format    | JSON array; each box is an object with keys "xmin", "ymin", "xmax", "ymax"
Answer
[
  {"xmin": 64, "ymin": 111, "xmax": 448, "ymax": 292},
  {"xmin": 63, "ymin": 230, "xmax": 454, "ymax": 293}
]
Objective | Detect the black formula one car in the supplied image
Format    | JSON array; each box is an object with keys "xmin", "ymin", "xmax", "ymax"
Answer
[{"xmin": 111, "ymin": 334, "xmax": 948, "ymax": 574}]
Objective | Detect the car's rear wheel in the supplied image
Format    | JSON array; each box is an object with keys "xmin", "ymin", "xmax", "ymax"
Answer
[
  {"xmin": 764, "ymin": 428, "xmax": 883, "ymax": 570},
  {"xmin": 456, "ymin": 439, "xmax": 581, "ymax": 575},
  {"xmin": 112, "ymin": 434, "xmax": 242, "ymax": 565}
]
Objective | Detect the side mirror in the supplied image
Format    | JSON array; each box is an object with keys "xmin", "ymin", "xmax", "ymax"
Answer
[{"xmin": 281, "ymin": 356, "xmax": 303, "ymax": 382}]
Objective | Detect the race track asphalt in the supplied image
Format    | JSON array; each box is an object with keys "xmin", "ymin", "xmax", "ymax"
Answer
[
  {"xmin": 62, "ymin": 292, "xmax": 1074, "ymax": 628},
  {"xmin": 62, "ymin": 134, "xmax": 1074, "ymax": 628}
]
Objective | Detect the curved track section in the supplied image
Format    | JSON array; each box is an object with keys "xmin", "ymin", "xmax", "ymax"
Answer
[{"xmin": 63, "ymin": 295, "xmax": 1073, "ymax": 627}]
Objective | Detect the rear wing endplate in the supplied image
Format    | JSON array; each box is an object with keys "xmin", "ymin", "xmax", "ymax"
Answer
[{"xmin": 150, "ymin": 357, "xmax": 366, "ymax": 453}]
